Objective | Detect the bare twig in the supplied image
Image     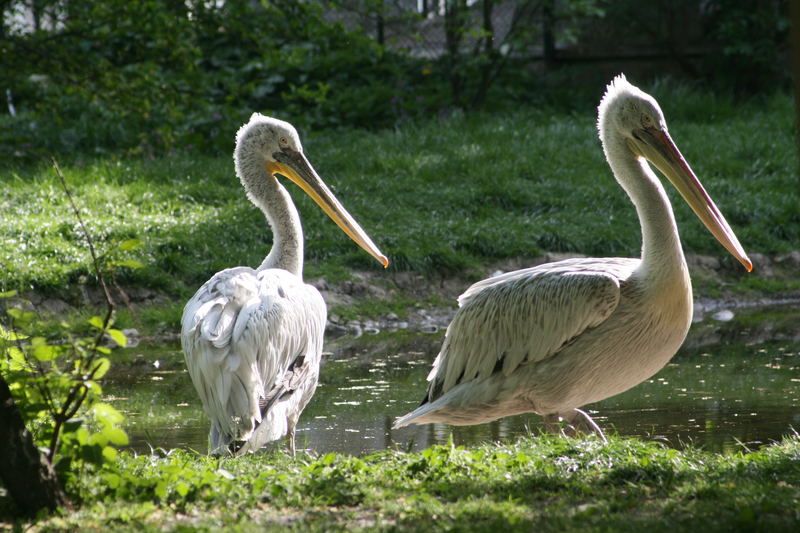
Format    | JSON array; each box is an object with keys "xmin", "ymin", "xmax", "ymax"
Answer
[
  {"xmin": 49, "ymin": 158, "xmax": 118, "ymax": 461},
  {"xmin": 51, "ymin": 159, "xmax": 115, "ymax": 340}
]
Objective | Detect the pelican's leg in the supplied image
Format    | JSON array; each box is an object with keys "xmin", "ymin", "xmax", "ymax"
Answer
[
  {"xmin": 575, "ymin": 408, "xmax": 607, "ymax": 441},
  {"xmin": 543, "ymin": 410, "xmax": 607, "ymax": 443},
  {"xmin": 563, "ymin": 409, "xmax": 608, "ymax": 443},
  {"xmin": 285, "ymin": 424, "xmax": 296, "ymax": 457}
]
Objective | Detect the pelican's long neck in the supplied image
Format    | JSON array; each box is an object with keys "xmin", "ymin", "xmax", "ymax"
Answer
[
  {"xmin": 600, "ymin": 127, "xmax": 687, "ymax": 283},
  {"xmin": 235, "ymin": 143, "xmax": 304, "ymax": 277}
]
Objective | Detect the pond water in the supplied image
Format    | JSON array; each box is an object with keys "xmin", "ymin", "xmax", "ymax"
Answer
[{"xmin": 107, "ymin": 303, "xmax": 800, "ymax": 455}]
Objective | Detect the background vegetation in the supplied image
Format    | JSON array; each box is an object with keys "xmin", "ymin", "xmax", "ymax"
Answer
[{"xmin": 0, "ymin": 0, "xmax": 791, "ymax": 158}]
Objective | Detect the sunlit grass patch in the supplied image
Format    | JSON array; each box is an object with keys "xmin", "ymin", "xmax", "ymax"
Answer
[{"xmin": 1, "ymin": 90, "xmax": 795, "ymax": 301}]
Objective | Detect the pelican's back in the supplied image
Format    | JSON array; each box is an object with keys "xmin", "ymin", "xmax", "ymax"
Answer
[{"xmin": 181, "ymin": 267, "xmax": 325, "ymax": 453}]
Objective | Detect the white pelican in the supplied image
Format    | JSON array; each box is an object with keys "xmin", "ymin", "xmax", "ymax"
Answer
[
  {"xmin": 394, "ymin": 75, "xmax": 752, "ymax": 439},
  {"xmin": 182, "ymin": 114, "xmax": 388, "ymax": 455}
]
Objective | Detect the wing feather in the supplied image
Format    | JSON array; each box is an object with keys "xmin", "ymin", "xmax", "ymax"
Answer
[
  {"xmin": 428, "ymin": 259, "xmax": 635, "ymax": 401},
  {"xmin": 181, "ymin": 267, "xmax": 325, "ymax": 451}
]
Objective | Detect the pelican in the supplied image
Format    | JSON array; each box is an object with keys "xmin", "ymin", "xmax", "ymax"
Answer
[
  {"xmin": 394, "ymin": 75, "xmax": 752, "ymax": 439},
  {"xmin": 182, "ymin": 114, "xmax": 388, "ymax": 455}
]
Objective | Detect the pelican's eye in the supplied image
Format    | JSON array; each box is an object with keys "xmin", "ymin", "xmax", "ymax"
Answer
[
  {"xmin": 279, "ymin": 136, "xmax": 289, "ymax": 147},
  {"xmin": 641, "ymin": 113, "xmax": 654, "ymax": 128}
]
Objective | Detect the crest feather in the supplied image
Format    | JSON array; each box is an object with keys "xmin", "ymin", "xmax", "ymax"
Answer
[{"xmin": 597, "ymin": 74, "xmax": 636, "ymax": 133}]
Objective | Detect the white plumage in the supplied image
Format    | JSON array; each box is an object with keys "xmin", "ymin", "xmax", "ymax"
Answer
[
  {"xmin": 395, "ymin": 75, "xmax": 751, "ymax": 437},
  {"xmin": 182, "ymin": 268, "xmax": 324, "ymax": 453},
  {"xmin": 182, "ymin": 114, "xmax": 387, "ymax": 455}
]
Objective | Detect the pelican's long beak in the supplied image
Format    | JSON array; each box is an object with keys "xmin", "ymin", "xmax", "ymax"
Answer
[
  {"xmin": 629, "ymin": 128, "xmax": 752, "ymax": 272},
  {"xmin": 268, "ymin": 147, "xmax": 389, "ymax": 268}
]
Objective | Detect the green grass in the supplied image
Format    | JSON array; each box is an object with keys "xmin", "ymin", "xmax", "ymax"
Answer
[
  {"xmin": 1, "ymin": 87, "xmax": 796, "ymax": 303},
  {"xmin": 6, "ymin": 435, "xmax": 800, "ymax": 531}
]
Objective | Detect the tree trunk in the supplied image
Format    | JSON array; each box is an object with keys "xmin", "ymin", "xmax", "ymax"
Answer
[
  {"xmin": 472, "ymin": 0, "xmax": 495, "ymax": 106},
  {"xmin": 444, "ymin": 0, "xmax": 466, "ymax": 105},
  {"xmin": 0, "ymin": 375, "xmax": 70, "ymax": 515},
  {"xmin": 790, "ymin": 0, "xmax": 800, "ymax": 193}
]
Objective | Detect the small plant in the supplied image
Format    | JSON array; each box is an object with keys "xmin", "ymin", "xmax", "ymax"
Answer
[
  {"xmin": 0, "ymin": 292, "xmax": 129, "ymax": 473},
  {"xmin": 0, "ymin": 159, "xmax": 136, "ymax": 513}
]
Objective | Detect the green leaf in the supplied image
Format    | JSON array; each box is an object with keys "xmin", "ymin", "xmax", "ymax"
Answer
[
  {"xmin": 93, "ymin": 402, "xmax": 125, "ymax": 425},
  {"xmin": 102, "ymin": 445, "xmax": 118, "ymax": 462},
  {"xmin": 33, "ymin": 343, "xmax": 58, "ymax": 362},
  {"xmin": 175, "ymin": 481, "xmax": 189, "ymax": 497},
  {"xmin": 91, "ymin": 357, "xmax": 111, "ymax": 379},
  {"xmin": 107, "ymin": 329, "xmax": 127, "ymax": 348},
  {"xmin": 112, "ymin": 259, "xmax": 144, "ymax": 269},
  {"xmin": 96, "ymin": 346, "xmax": 111, "ymax": 355},
  {"xmin": 1, "ymin": 328, "xmax": 28, "ymax": 341},
  {"xmin": 0, "ymin": 290, "xmax": 18, "ymax": 298},
  {"xmin": 119, "ymin": 238, "xmax": 144, "ymax": 251},
  {"xmin": 85, "ymin": 380, "xmax": 103, "ymax": 397},
  {"xmin": 154, "ymin": 480, "xmax": 168, "ymax": 500},
  {"xmin": 87, "ymin": 316, "xmax": 105, "ymax": 329},
  {"xmin": 7, "ymin": 308, "xmax": 35, "ymax": 326},
  {"xmin": 8, "ymin": 346, "xmax": 27, "ymax": 366},
  {"xmin": 103, "ymin": 472, "xmax": 121, "ymax": 489},
  {"xmin": 102, "ymin": 426, "xmax": 129, "ymax": 446},
  {"xmin": 89, "ymin": 432, "xmax": 109, "ymax": 447},
  {"xmin": 75, "ymin": 427, "xmax": 90, "ymax": 446},
  {"xmin": 30, "ymin": 336, "xmax": 46, "ymax": 347}
]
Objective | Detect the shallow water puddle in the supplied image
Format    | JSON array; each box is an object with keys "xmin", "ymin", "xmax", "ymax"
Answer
[{"xmin": 108, "ymin": 304, "xmax": 800, "ymax": 454}]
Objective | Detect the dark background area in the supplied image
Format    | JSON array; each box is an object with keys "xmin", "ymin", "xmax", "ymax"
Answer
[{"xmin": 0, "ymin": 0, "xmax": 791, "ymax": 159}]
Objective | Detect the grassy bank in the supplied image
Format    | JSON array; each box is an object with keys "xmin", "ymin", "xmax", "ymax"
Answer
[
  {"xmin": 1, "ymin": 87, "xmax": 797, "ymax": 307},
  {"xmin": 5, "ymin": 435, "xmax": 799, "ymax": 531}
]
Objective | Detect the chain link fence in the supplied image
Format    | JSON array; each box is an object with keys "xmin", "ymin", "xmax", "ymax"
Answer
[
  {"xmin": 322, "ymin": 1, "xmax": 724, "ymax": 68},
  {"xmin": 325, "ymin": 0, "xmax": 536, "ymax": 59}
]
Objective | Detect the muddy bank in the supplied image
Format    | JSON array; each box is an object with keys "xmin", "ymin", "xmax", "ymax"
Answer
[
  {"xmin": 7, "ymin": 251, "xmax": 800, "ymax": 344},
  {"xmin": 313, "ymin": 251, "xmax": 800, "ymax": 338}
]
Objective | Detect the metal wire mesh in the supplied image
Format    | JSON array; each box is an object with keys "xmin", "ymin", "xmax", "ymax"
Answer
[{"xmin": 324, "ymin": 0, "xmax": 533, "ymax": 59}]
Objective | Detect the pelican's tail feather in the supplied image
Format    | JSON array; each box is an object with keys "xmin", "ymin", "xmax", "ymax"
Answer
[{"xmin": 392, "ymin": 402, "xmax": 440, "ymax": 429}]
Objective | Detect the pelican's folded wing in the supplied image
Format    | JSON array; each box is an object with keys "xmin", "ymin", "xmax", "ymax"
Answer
[{"xmin": 426, "ymin": 258, "xmax": 636, "ymax": 400}]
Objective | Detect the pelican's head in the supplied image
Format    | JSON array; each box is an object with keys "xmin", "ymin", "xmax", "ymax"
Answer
[
  {"xmin": 597, "ymin": 75, "xmax": 667, "ymax": 141},
  {"xmin": 598, "ymin": 75, "xmax": 752, "ymax": 272},
  {"xmin": 235, "ymin": 113, "xmax": 389, "ymax": 268},
  {"xmin": 235, "ymin": 114, "xmax": 302, "ymax": 169}
]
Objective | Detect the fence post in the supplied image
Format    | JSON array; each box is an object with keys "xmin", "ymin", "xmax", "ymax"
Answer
[
  {"xmin": 376, "ymin": 0, "xmax": 385, "ymax": 46},
  {"xmin": 542, "ymin": 0, "xmax": 556, "ymax": 67}
]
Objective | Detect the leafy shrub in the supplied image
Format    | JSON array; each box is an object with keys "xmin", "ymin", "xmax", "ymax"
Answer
[
  {"xmin": 701, "ymin": 0, "xmax": 790, "ymax": 93},
  {"xmin": 0, "ymin": 0, "xmax": 432, "ymax": 159},
  {"xmin": 0, "ymin": 291, "xmax": 129, "ymax": 483}
]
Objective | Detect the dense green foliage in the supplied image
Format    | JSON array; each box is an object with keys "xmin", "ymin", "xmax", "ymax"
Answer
[
  {"xmin": 701, "ymin": 0, "xmax": 791, "ymax": 93},
  {"xmin": 1, "ymin": 0, "xmax": 789, "ymax": 158},
  {"xmin": 1, "ymin": 88, "xmax": 796, "ymax": 302},
  {"xmin": 6, "ymin": 435, "xmax": 799, "ymax": 531},
  {"xmin": 1, "ymin": 0, "xmax": 434, "ymax": 157}
]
